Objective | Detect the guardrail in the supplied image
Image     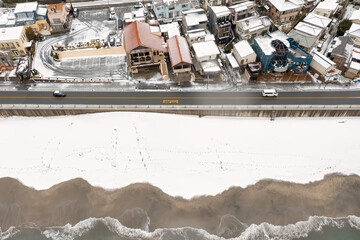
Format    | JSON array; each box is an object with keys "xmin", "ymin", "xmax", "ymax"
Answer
[{"xmin": 1, "ymin": 104, "xmax": 360, "ymax": 111}]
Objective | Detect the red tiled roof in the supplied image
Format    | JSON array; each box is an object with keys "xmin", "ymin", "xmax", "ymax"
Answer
[
  {"xmin": 167, "ymin": 35, "xmax": 192, "ymax": 67},
  {"xmin": 123, "ymin": 21, "xmax": 167, "ymax": 53}
]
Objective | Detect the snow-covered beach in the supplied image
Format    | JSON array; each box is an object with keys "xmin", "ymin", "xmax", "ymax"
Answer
[{"xmin": 0, "ymin": 112, "xmax": 359, "ymax": 198}]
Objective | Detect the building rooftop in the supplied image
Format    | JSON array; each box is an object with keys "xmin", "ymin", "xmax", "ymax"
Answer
[
  {"xmin": 349, "ymin": 61, "xmax": 360, "ymax": 70},
  {"xmin": 268, "ymin": 0, "xmax": 303, "ymax": 12},
  {"xmin": 0, "ymin": 26, "xmax": 24, "ymax": 42},
  {"xmin": 160, "ymin": 22, "xmax": 180, "ymax": 38},
  {"xmin": 123, "ymin": 21, "xmax": 167, "ymax": 53},
  {"xmin": 303, "ymin": 12, "xmax": 331, "ymax": 28},
  {"xmin": 350, "ymin": 10, "xmax": 360, "ymax": 22},
  {"xmin": 315, "ymin": 0, "xmax": 338, "ymax": 11},
  {"xmin": 237, "ymin": 16, "xmax": 271, "ymax": 32},
  {"xmin": 183, "ymin": 8, "xmax": 208, "ymax": 27},
  {"xmin": 152, "ymin": 0, "xmax": 189, "ymax": 7},
  {"xmin": 348, "ymin": 22, "xmax": 360, "ymax": 37},
  {"xmin": 288, "ymin": 29, "xmax": 317, "ymax": 49},
  {"xmin": 255, "ymin": 31, "xmax": 290, "ymax": 55},
  {"xmin": 228, "ymin": 1, "xmax": 255, "ymax": 12},
  {"xmin": 311, "ymin": 51, "xmax": 335, "ymax": 69},
  {"xmin": 210, "ymin": 6, "xmax": 231, "ymax": 18},
  {"xmin": 331, "ymin": 36, "xmax": 354, "ymax": 61},
  {"xmin": 167, "ymin": 35, "xmax": 192, "ymax": 67},
  {"xmin": 226, "ymin": 53, "xmax": 240, "ymax": 69},
  {"xmin": 200, "ymin": 60, "xmax": 221, "ymax": 73},
  {"xmin": 234, "ymin": 40, "xmax": 255, "ymax": 58},
  {"xmin": 14, "ymin": 2, "xmax": 38, "ymax": 14},
  {"xmin": 294, "ymin": 21, "xmax": 322, "ymax": 36},
  {"xmin": 36, "ymin": 6, "xmax": 47, "ymax": 16},
  {"xmin": 193, "ymin": 40, "xmax": 220, "ymax": 58}
]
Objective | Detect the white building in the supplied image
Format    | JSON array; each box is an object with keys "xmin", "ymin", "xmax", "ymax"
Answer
[
  {"xmin": 235, "ymin": 16, "xmax": 272, "ymax": 41},
  {"xmin": 348, "ymin": 23, "xmax": 360, "ymax": 47},
  {"xmin": 192, "ymin": 40, "xmax": 220, "ymax": 62},
  {"xmin": 303, "ymin": 12, "xmax": 331, "ymax": 29},
  {"xmin": 182, "ymin": 9, "xmax": 208, "ymax": 33},
  {"xmin": 232, "ymin": 40, "xmax": 256, "ymax": 66}
]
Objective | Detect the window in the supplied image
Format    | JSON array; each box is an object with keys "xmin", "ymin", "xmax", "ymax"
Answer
[
  {"xmin": 169, "ymin": 7, "xmax": 175, "ymax": 10},
  {"xmin": 182, "ymin": 4, "xmax": 188, "ymax": 8},
  {"xmin": 16, "ymin": 42, "xmax": 20, "ymax": 47}
]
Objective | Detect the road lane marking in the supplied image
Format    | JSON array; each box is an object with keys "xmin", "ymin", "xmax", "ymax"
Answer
[
  {"xmin": 163, "ymin": 100, "xmax": 179, "ymax": 104},
  {"xmin": 0, "ymin": 96, "xmax": 360, "ymax": 100}
]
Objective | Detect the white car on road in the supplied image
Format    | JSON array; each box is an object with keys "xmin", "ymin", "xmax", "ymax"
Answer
[{"xmin": 262, "ymin": 89, "xmax": 278, "ymax": 97}]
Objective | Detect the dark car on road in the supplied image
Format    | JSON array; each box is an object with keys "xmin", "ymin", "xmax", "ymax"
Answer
[{"xmin": 53, "ymin": 91, "xmax": 67, "ymax": 97}]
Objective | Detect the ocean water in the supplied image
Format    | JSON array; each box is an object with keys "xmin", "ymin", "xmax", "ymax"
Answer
[{"xmin": 2, "ymin": 216, "xmax": 360, "ymax": 240}]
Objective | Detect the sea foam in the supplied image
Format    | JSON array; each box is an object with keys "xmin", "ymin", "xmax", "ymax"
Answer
[{"xmin": 1, "ymin": 215, "xmax": 360, "ymax": 240}]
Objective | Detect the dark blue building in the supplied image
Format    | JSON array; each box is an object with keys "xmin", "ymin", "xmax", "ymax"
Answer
[{"xmin": 252, "ymin": 31, "xmax": 313, "ymax": 74}]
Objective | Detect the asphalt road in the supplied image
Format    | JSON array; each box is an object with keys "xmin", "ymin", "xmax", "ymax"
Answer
[{"xmin": 0, "ymin": 91, "xmax": 360, "ymax": 106}]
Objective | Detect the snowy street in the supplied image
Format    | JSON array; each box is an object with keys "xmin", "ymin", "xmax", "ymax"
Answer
[{"xmin": 0, "ymin": 113, "xmax": 359, "ymax": 198}]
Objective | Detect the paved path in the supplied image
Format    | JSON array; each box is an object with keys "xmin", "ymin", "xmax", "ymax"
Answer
[{"xmin": 0, "ymin": 91, "xmax": 359, "ymax": 105}]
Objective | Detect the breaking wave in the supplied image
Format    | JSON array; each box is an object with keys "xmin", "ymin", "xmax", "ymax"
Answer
[{"xmin": 1, "ymin": 215, "xmax": 360, "ymax": 240}]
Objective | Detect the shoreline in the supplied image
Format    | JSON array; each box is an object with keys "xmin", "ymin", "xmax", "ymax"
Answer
[{"xmin": 1, "ymin": 173, "xmax": 360, "ymax": 237}]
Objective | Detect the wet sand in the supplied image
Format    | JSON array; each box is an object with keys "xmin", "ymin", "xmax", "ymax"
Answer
[{"xmin": 1, "ymin": 173, "xmax": 360, "ymax": 236}]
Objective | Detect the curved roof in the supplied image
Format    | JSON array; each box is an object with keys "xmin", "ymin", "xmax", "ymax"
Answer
[{"xmin": 123, "ymin": 21, "xmax": 167, "ymax": 53}]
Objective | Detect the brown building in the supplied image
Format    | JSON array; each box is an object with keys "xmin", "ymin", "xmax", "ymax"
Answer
[
  {"xmin": 167, "ymin": 35, "xmax": 192, "ymax": 73},
  {"xmin": 266, "ymin": 0, "xmax": 303, "ymax": 24},
  {"xmin": 0, "ymin": 51, "xmax": 14, "ymax": 72},
  {"xmin": 123, "ymin": 21, "xmax": 168, "ymax": 76}
]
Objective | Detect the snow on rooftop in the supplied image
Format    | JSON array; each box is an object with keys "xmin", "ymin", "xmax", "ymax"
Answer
[
  {"xmin": 200, "ymin": 60, "xmax": 221, "ymax": 72},
  {"xmin": 36, "ymin": 6, "xmax": 47, "ymax": 16},
  {"xmin": 255, "ymin": 31, "xmax": 290, "ymax": 55},
  {"xmin": 226, "ymin": 53, "xmax": 240, "ymax": 69},
  {"xmin": 0, "ymin": 26, "xmax": 24, "ymax": 42},
  {"xmin": 160, "ymin": 22, "xmax": 180, "ymax": 38},
  {"xmin": 234, "ymin": 40, "xmax": 255, "ymax": 58},
  {"xmin": 349, "ymin": 61, "xmax": 360, "ymax": 70},
  {"xmin": 183, "ymin": 8, "xmax": 207, "ymax": 27},
  {"xmin": 348, "ymin": 22, "xmax": 360, "ymax": 37},
  {"xmin": 211, "ymin": 6, "xmax": 231, "ymax": 17},
  {"xmin": 237, "ymin": 16, "xmax": 271, "ymax": 32},
  {"xmin": 350, "ymin": 10, "xmax": 360, "ymax": 22},
  {"xmin": 228, "ymin": 1, "xmax": 254, "ymax": 12},
  {"xmin": 295, "ymin": 22, "xmax": 322, "ymax": 36},
  {"xmin": 14, "ymin": 2, "xmax": 38, "ymax": 14},
  {"xmin": 193, "ymin": 40, "xmax": 220, "ymax": 58},
  {"xmin": 303, "ymin": 12, "xmax": 331, "ymax": 29},
  {"xmin": 268, "ymin": 0, "xmax": 301, "ymax": 12},
  {"xmin": 311, "ymin": 51, "xmax": 335, "ymax": 69},
  {"xmin": 315, "ymin": 0, "xmax": 338, "ymax": 11}
]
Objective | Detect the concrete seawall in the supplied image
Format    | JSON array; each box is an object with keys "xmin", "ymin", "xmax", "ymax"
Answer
[{"xmin": 0, "ymin": 105, "xmax": 360, "ymax": 117}]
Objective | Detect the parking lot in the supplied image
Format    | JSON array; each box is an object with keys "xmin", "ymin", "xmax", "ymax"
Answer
[{"xmin": 33, "ymin": 7, "xmax": 133, "ymax": 80}]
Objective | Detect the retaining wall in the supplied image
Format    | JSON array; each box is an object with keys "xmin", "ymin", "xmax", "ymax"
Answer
[{"xmin": 0, "ymin": 105, "xmax": 360, "ymax": 117}]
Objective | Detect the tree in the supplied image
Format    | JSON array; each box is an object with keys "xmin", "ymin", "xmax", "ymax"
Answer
[
  {"xmin": 337, "ymin": 19, "xmax": 352, "ymax": 37},
  {"xmin": 25, "ymin": 27, "xmax": 36, "ymax": 41}
]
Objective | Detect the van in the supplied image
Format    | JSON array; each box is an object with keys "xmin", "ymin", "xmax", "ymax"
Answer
[
  {"xmin": 73, "ymin": 8, "xmax": 78, "ymax": 18},
  {"xmin": 262, "ymin": 89, "xmax": 278, "ymax": 97}
]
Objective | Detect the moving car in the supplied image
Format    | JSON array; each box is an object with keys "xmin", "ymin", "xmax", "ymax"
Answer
[
  {"xmin": 53, "ymin": 91, "xmax": 67, "ymax": 97},
  {"xmin": 134, "ymin": 2, "xmax": 143, "ymax": 8},
  {"xmin": 262, "ymin": 89, "xmax": 278, "ymax": 97}
]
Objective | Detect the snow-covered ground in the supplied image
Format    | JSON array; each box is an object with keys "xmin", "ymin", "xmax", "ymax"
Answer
[{"xmin": 0, "ymin": 113, "xmax": 359, "ymax": 198}]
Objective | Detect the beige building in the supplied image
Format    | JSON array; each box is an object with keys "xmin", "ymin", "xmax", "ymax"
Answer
[
  {"xmin": 310, "ymin": 51, "xmax": 336, "ymax": 76},
  {"xmin": 233, "ymin": 40, "xmax": 256, "ymax": 66},
  {"xmin": 0, "ymin": 26, "xmax": 28, "ymax": 56},
  {"xmin": 47, "ymin": 4, "xmax": 70, "ymax": 32},
  {"xmin": 313, "ymin": 0, "xmax": 339, "ymax": 17}
]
